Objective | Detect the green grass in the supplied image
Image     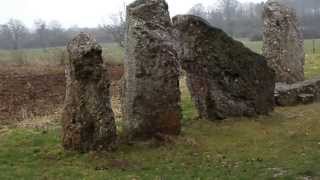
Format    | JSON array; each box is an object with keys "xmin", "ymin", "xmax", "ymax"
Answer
[
  {"xmin": 1, "ymin": 102, "xmax": 320, "ymax": 179},
  {"xmin": 1, "ymin": 40, "xmax": 319, "ymax": 79},
  {"xmin": 180, "ymin": 77, "xmax": 198, "ymax": 122},
  {"xmin": 305, "ymin": 54, "xmax": 320, "ymax": 79},
  {"xmin": 242, "ymin": 39, "xmax": 320, "ymax": 79},
  {"xmin": 1, "ymin": 40, "xmax": 320, "ymax": 179},
  {"xmin": 102, "ymin": 43, "xmax": 125, "ymax": 65},
  {"xmin": 0, "ymin": 43, "xmax": 125, "ymax": 65},
  {"xmin": 1, "ymin": 40, "xmax": 319, "ymax": 76},
  {"xmin": 1, "ymin": 76, "xmax": 320, "ymax": 179},
  {"xmin": 241, "ymin": 39, "xmax": 320, "ymax": 54},
  {"xmin": 0, "ymin": 48, "xmax": 67, "ymax": 65}
]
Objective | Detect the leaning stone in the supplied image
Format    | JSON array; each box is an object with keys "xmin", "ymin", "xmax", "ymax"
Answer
[
  {"xmin": 262, "ymin": 0, "xmax": 305, "ymax": 84},
  {"xmin": 122, "ymin": 0, "xmax": 182, "ymax": 139},
  {"xmin": 173, "ymin": 15, "xmax": 275, "ymax": 120},
  {"xmin": 62, "ymin": 32, "xmax": 117, "ymax": 152},
  {"xmin": 275, "ymin": 77, "xmax": 320, "ymax": 106}
]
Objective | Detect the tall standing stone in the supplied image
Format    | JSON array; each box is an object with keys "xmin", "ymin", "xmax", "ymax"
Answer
[
  {"xmin": 173, "ymin": 15, "xmax": 275, "ymax": 120},
  {"xmin": 122, "ymin": 0, "xmax": 181, "ymax": 139},
  {"xmin": 62, "ymin": 33, "xmax": 116, "ymax": 152},
  {"xmin": 262, "ymin": 0, "xmax": 305, "ymax": 84}
]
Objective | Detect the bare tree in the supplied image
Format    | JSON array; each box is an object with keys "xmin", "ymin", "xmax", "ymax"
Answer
[
  {"xmin": 218, "ymin": 0, "xmax": 239, "ymax": 36},
  {"xmin": 48, "ymin": 20, "xmax": 68, "ymax": 47},
  {"xmin": 101, "ymin": 1, "xmax": 126, "ymax": 48},
  {"xmin": 1, "ymin": 19, "xmax": 28, "ymax": 50},
  {"xmin": 189, "ymin": 3, "xmax": 207, "ymax": 18},
  {"xmin": 34, "ymin": 19, "xmax": 49, "ymax": 49},
  {"xmin": 101, "ymin": 11, "xmax": 126, "ymax": 48},
  {"xmin": 0, "ymin": 0, "xmax": 319, "ymax": 49},
  {"xmin": 207, "ymin": 9, "xmax": 224, "ymax": 28}
]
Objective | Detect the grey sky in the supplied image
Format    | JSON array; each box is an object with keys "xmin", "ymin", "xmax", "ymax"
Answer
[{"xmin": 0, "ymin": 0, "xmax": 264, "ymax": 28}]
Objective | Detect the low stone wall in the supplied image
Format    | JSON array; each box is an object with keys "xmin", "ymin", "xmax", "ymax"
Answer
[{"xmin": 275, "ymin": 77, "xmax": 320, "ymax": 106}]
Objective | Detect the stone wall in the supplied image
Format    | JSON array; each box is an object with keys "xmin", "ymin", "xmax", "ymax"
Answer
[{"xmin": 275, "ymin": 77, "xmax": 320, "ymax": 106}]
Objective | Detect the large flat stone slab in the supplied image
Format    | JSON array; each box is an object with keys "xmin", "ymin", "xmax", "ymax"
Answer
[
  {"xmin": 173, "ymin": 15, "xmax": 275, "ymax": 120},
  {"xmin": 275, "ymin": 77, "xmax": 320, "ymax": 106}
]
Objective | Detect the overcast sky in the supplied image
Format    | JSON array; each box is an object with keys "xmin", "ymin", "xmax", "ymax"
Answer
[{"xmin": 0, "ymin": 0, "xmax": 264, "ymax": 28}]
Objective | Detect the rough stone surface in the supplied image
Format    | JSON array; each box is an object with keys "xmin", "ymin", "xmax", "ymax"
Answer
[
  {"xmin": 122, "ymin": 0, "xmax": 181, "ymax": 139},
  {"xmin": 275, "ymin": 77, "xmax": 320, "ymax": 106},
  {"xmin": 262, "ymin": 0, "xmax": 305, "ymax": 84},
  {"xmin": 62, "ymin": 32, "xmax": 116, "ymax": 152},
  {"xmin": 173, "ymin": 15, "xmax": 275, "ymax": 120}
]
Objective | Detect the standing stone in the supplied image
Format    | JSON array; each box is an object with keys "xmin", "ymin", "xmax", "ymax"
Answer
[
  {"xmin": 62, "ymin": 33, "xmax": 116, "ymax": 152},
  {"xmin": 122, "ymin": 0, "xmax": 181, "ymax": 139},
  {"xmin": 262, "ymin": 0, "xmax": 305, "ymax": 84},
  {"xmin": 173, "ymin": 15, "xmax": 275, "ymax": 120}
]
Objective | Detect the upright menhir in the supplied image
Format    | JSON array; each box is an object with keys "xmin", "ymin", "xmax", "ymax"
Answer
[
  {"xmin": 62, "ymin": 32, "xmax": 117, "ymax": 152},
  {"xmin": 263, "ymin": 0, "xmax": 305, "ymax": 84},
  {"xmin": 122, "ymin": 0, "xmax": 182, "ymax": 139}
]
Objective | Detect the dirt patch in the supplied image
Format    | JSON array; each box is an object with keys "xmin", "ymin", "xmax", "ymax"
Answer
[
  {"xmin": 0, "ymin": 65, "xmax": 65, "ymax": 125},
  {"xmin": 108, "ymin": 64, "xmax": 124, "ymax": 81},
  {"xmin": 0, "ymin": 64, "xmax": 123, "ymax": 125}
]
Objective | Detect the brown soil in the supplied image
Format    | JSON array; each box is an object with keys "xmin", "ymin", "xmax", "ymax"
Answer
[{"xmin": 0, "ymin": 64, "xmax": 123, "ymax": 125}]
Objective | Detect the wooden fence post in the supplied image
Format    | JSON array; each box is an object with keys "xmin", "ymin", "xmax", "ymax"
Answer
[{"xmin": 313, "ymin": 39, "xmax": 316, "ymax": 54}]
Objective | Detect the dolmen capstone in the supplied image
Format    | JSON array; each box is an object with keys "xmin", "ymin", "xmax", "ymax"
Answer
[
  {"xmin": 122, "ymin": 0, "xmax": 182, "ymax": 139},
  {"xmin": 62, "ymin": 32, "xmax": 117, "ymax": 152},
  {"xmin": 275, "ymin": 77, "xmax": 320, "ymax": 106},
  {"xmin": 262, "ymin": 0, "xmax": 305, "ymax": 84},
  {"xmin": 173, "ymin": 15, "xmax": 275, "ymax": 120}
]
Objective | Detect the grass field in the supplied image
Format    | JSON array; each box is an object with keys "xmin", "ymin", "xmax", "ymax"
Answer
[
  {"xmin": 1, "ymin": 103, "xmax": 320, "ymax": 179},
  {"xmin": 0, "ymin": 40, "xmax": 320, "ymax": 179},
  {"xmin": 1, "ymin": 40, "xmax": 319, "ymax": 78},
  {"xmin": 0, "ymin": 43, "xmax": 124, "ymax": 66},
  {"xmin": 243, "ymin": 39, "xmax": 320, "ymax": 79}
]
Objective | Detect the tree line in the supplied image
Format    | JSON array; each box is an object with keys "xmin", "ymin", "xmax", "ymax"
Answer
[
  {"xmin": 0, "ymin": 19, "xmax": 114, "ymax": 50},
  {"xmin": 189, "ymin": 0, "xmax": 320, "ymax": 40},
  {"xmin": 0, "ymin": 0, "xmax": 319, "ymax": 50}
]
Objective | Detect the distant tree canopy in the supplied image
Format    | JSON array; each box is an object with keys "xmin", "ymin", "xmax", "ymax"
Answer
[
  {"xmin": 100, "ymin": 11, "xmax": 126, "ymax": 48},
  {"xmin": 0, "ymin": 0, "xmax": 319, "ymax": 50},
  {"xmin": 188, "ymin": 0, "xmax": 320, "ymax": 39},
  {"xmin": 1, "ymin": 19, "xmax": 28, "ymax": 50},
  {"xmin": 0, "ymin": 19, "xmax": 114, "ymax": 50}
]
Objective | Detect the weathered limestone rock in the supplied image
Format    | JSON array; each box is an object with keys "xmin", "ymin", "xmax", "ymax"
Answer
[
  {"xmin": 262, "ymin": 0, "xmax": 305, "ymax": 84},
  {"xmin": 275, "ymin": 77, "xmax": 320, "ymax": 106},
  {"xmin": 62, "ymin": 33, "xmax": 116, "ymax": 152},
  {"xmin": 122, "ymin": 0, "xmax": 181, "ymax": 139},
  {"xmin": 173, "ymin": 15, "xmax": 275, "ymax": 120}
]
